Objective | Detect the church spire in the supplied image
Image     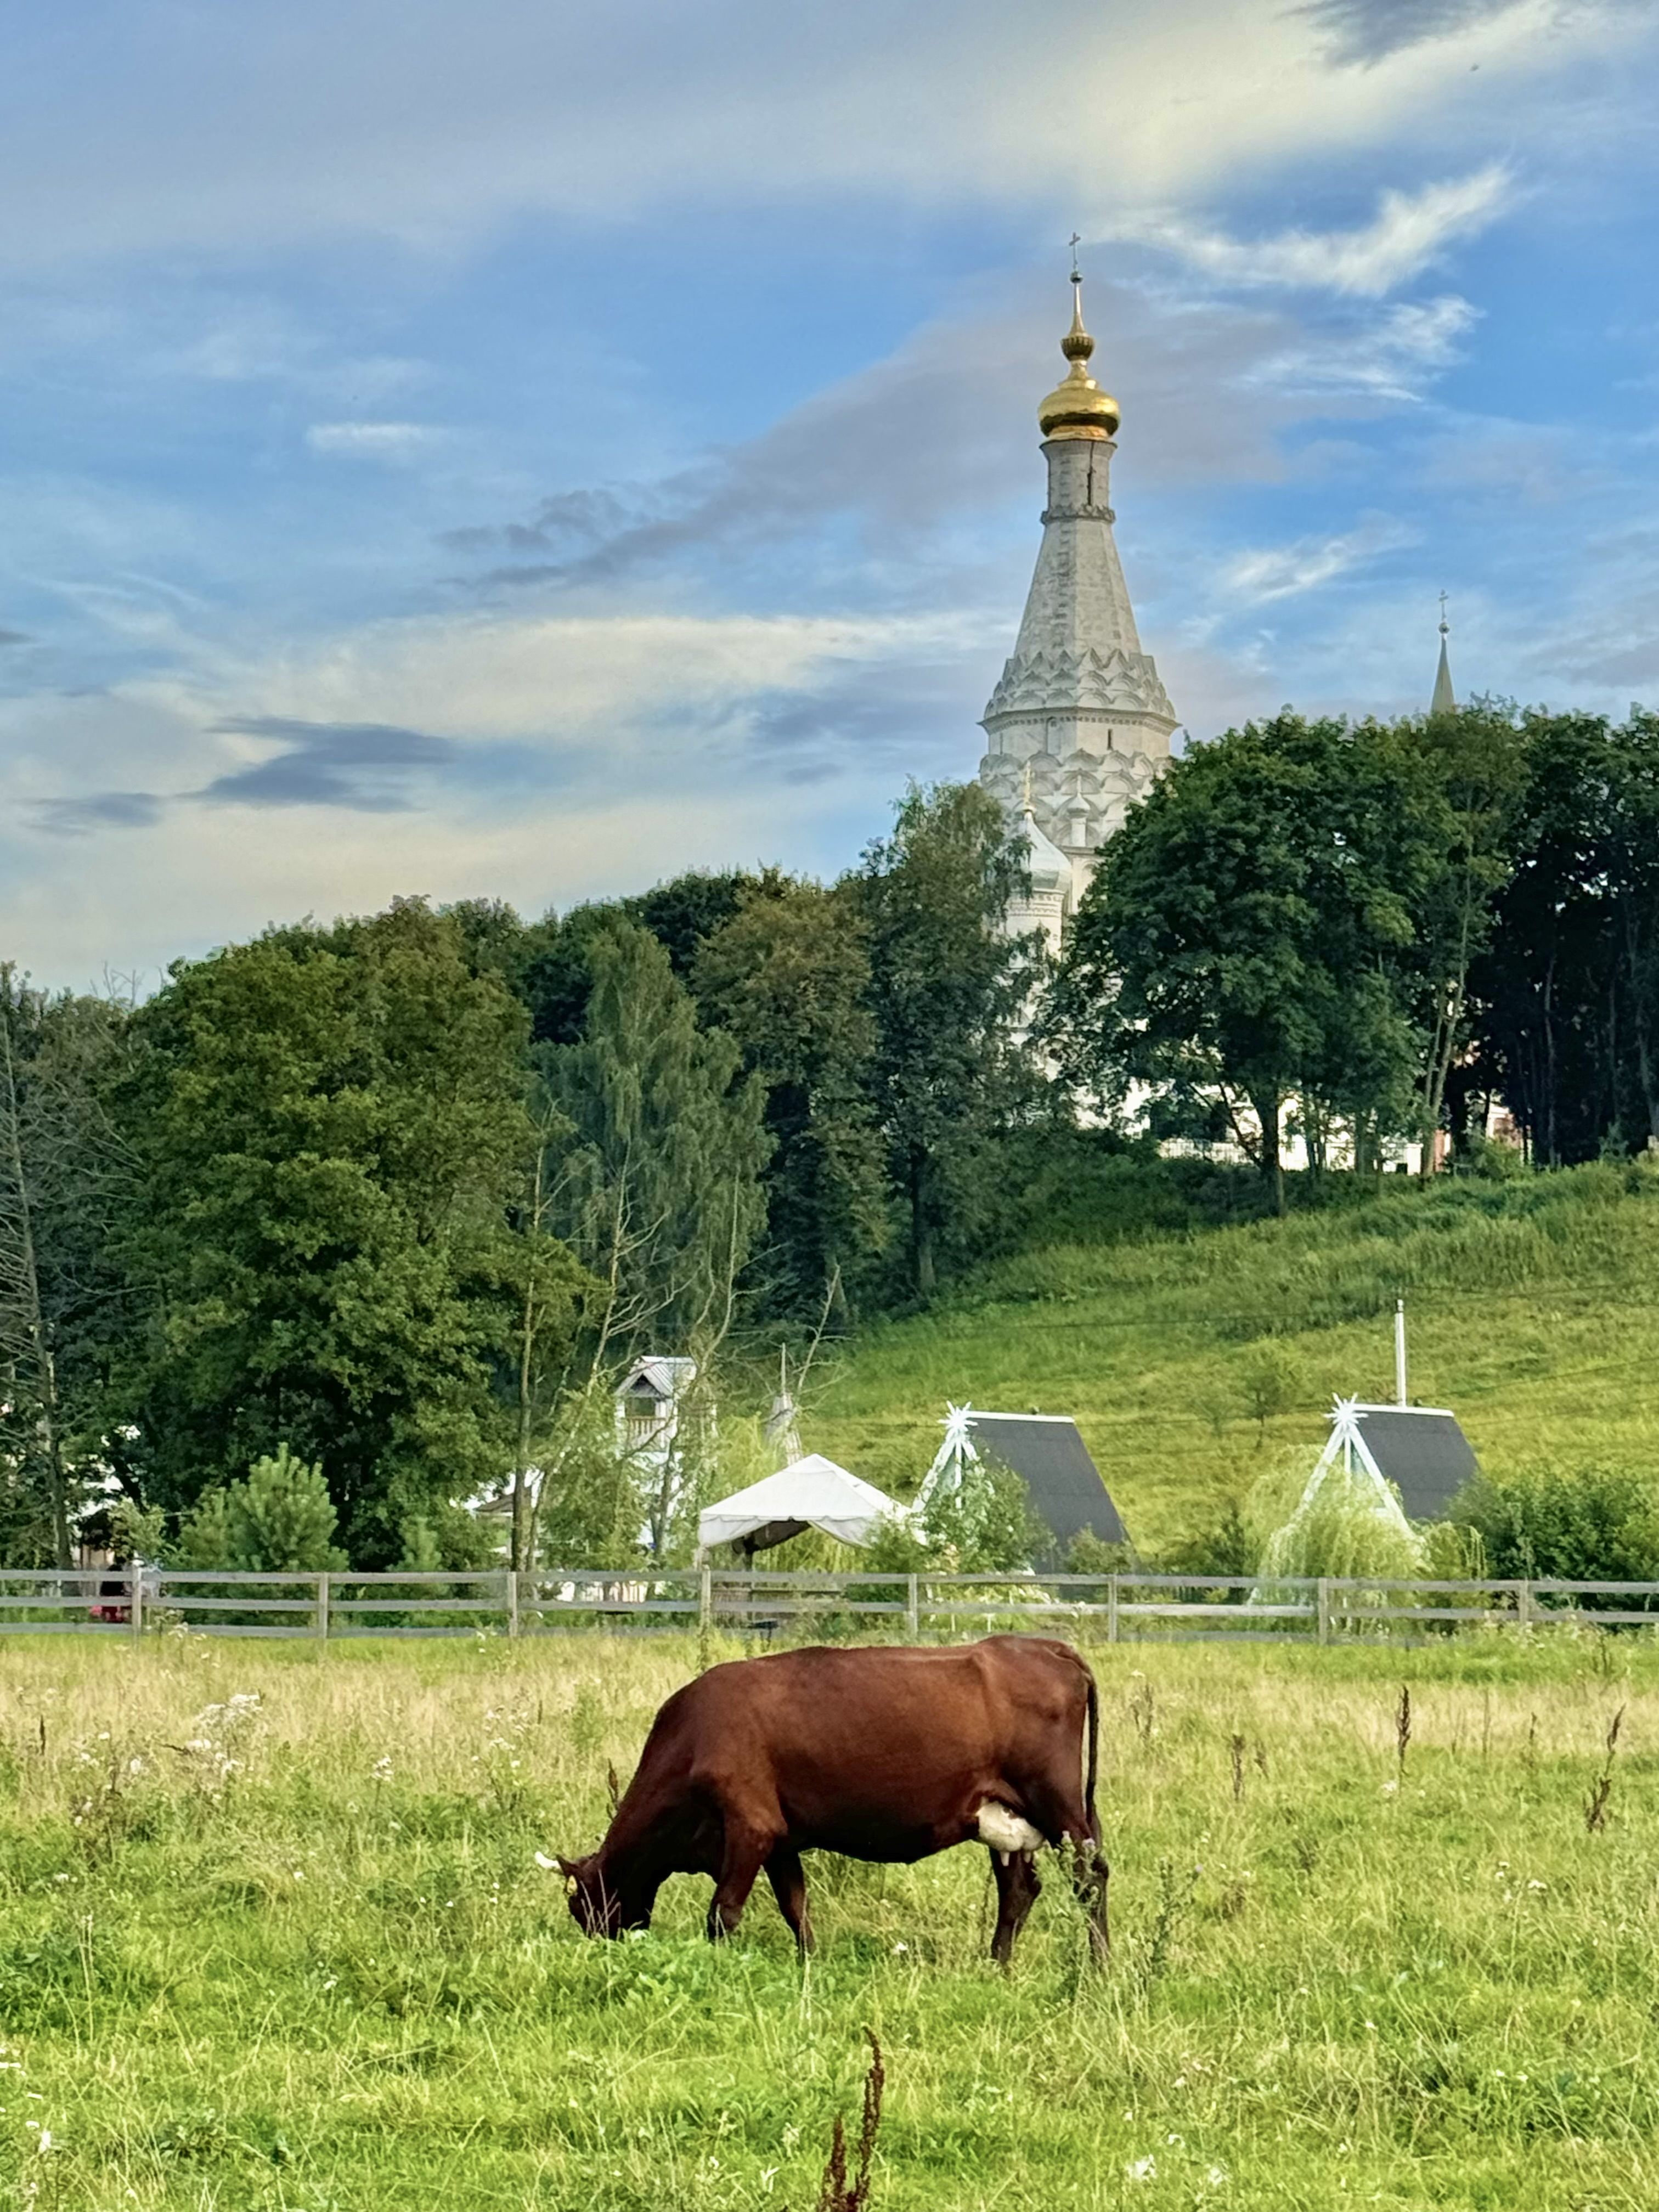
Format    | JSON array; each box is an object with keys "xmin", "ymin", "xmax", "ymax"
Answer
[
  {"xmin": 1430, "ymin": 593, "xmax": 1455, "ymax": 716},
  {"xmin": 977, "ymin": 261, "xmax": 1176, "ymax": 904}
]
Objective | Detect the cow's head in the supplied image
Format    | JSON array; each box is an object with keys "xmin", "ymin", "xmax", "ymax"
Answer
[{"xmin": 557, "ymin": 1853, "xmax": 639, "ymax": 1939}]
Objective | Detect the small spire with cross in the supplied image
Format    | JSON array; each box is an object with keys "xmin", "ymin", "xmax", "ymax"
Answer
[{"xmin": 1438, "ymin": 590, "xmax": 1449, "ymax": 637}]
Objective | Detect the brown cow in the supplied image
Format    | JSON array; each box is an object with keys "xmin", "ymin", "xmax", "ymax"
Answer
[{"xmin": 555, "ymin": 1635, "xmax": 1109, "ymax": 1965}]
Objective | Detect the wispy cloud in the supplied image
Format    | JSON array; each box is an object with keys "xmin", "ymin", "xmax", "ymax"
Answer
[
  {"xmin": 304, "ymin": 421, "xmax": 445, "ymax": 461},
  {"xmin": 1300, "ymin": 0, "xmax": 1547, "ymax": 66},
  {"xmin": 1249, "ymin": 295, "xmax": 1480, "ymax": 403},
  {"xmin": 31, "ymin": 790, "xmax": 166, "ymax": 837},
  {"xmin": 1134, "ymin": 167, "xmax": 1514, "ymax": 296},
  {"xmin": 202, "ymin": 717, "xmax": 459, "ymax": 809},
  {"xmin": 1219, "ymin": 516, "xmax": 1419, "ymax": 603}
]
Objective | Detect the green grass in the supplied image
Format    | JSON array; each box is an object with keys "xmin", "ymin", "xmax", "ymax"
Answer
[
  {"xmin": 3, "ymin": 1630, "xmax": 1658, "ymax": 2208},
  {"xmin": 814, "ymin": 1160, "xmax": 1659, "ymax": 1553}
]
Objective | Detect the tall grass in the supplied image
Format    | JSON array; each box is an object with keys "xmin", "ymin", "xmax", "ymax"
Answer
[
  {"xmin": 815, "ymin": 1164, "xmax": 1659, "ymax": 1549},
  {"xmin": 1, "ymin": 1631, "xmax": 1656, "ymax": 2208}
]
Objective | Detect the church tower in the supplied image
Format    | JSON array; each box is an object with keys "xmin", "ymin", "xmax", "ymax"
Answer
[{"xmin": 978, "ymin": 270, "xmax": 1178, "ymax": 932}]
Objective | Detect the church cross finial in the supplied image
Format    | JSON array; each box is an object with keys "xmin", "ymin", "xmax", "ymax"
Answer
[
  {"xmin": 1438, "ymin": 590, "xmax": 1449, "ymax": 637},
  {"xmin": 1069, "ymin": 232, "xmax": 1082, "ymax": 283}
]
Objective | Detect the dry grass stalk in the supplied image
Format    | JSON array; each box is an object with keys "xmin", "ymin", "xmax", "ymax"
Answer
[
  {"xmin": 809, "ymin": 2033, "xmax": 884, "ymax": 2212},
  {"xmin": 1585, "ymin": 1705, "xmax": 1624, "ymax": 1833}
]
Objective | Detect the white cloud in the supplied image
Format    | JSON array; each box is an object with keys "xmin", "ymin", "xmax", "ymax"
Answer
[
  {"xmin": 1131, "ymin": 166, "xmax": 1515, "ymax": 296},
  {"xmin": 304, "ymin": 420, "xmax": 445, "ymax": 460},
  {"xmin": 1219, "ymin": 516, "xmax": 1419, "ymax": 603}
]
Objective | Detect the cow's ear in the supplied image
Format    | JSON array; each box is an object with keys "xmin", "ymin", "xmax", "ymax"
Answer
[{"xmin": 556, "ymin": 1855, "xmax": 581, "ymax": 1880}]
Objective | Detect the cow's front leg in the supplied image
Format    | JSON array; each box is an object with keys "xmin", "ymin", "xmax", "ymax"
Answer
[
  {"xmin": 707, "ymin": 1824, "xmax": 769, "ymax": 1942},
  {"xmin": 989, "ymin": 1848, "xmax": 1041, "ymax": 1967},
  {"xmin": 764, "ymin": 1843, "xmax": 815, "ymax": 1954}
]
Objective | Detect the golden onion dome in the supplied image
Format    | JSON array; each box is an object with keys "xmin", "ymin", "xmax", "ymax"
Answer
[{"xmin": 1037, "ymin": 280, "xmax": 1119, "ymax": 441}]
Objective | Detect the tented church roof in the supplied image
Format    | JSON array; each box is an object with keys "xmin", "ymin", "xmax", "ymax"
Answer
[
  {"xmin": 969, "ymin": 1413, "xmax": 1131, "ymax": 1553},
  {"xmin": 697, "ymin": 1455, "xmax": 901, "ymax": 1556},
  {"xmin": 1343, "ymin": 1403, "xmax": 1478, "ymax": 1522}
]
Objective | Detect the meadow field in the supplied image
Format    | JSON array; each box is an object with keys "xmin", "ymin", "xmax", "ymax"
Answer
[
  {"xmin": 814, "ymin": 1161, "xmax": 1659, "ymax": 1553},
  {"xmin": 1, "ymin": 1628, "xmax": 1655, "ymax": 2210}
]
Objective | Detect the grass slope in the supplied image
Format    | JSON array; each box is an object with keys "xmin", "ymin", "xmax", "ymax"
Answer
[
  {"xmin": 1, "ymin": 1633, "xmax": 1655, "ymax": 2210},
  {"xmin": 814, "ymin": 1162, "xmax": 1659, "ymax": 1555}
]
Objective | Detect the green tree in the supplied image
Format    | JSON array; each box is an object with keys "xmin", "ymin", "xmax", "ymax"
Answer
[
  {"xmin": 695, "ymin": 879, "xmax": 890, "ymax": 1318},
  {"xmin": 1404, "ymin": 704, "xmax": 1527, "ymax": 1167},
  {"xmin": 0, "ymin": 970, "xmax": 134, "ymax": 1565},
  {"xmin": 851, "ymin": 782, "xmax": 1036, "ymax": 1296},
  {"xmin": 1055, "ymin": 715, "xmax": 1443, "ymax": 1207},
  {"xmin": 119, "ymin": 900, "xmax": 539, "ymax": 1564},
  {"xmin": 177, "ymin": 1444, "xmax": 348, "ymax": 1572},
  {"xmin": 546, "ymin": 918, "xmax": 771, "ymax": 1552}
]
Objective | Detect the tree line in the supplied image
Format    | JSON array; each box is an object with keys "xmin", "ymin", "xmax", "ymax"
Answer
[
  {"xmin": 4, "ymin": 697, "xmax": 1654, "ymax": 1571},
  {"xmin": 1, "ymin": 786, "xmax": 1037, "ymax": 1571}
]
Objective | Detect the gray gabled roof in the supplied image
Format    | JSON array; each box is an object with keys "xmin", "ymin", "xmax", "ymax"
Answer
[
  {"xmin": 968, "ymin": 1413, "xmax": 1130, "ymax": 1555},
  {"xmin": 1352, "ymin": 1404, "xmax": 1478, "ymax": 1521}
]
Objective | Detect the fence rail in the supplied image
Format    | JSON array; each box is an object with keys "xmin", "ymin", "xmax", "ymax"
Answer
[{"xmin": 3, "ymin": 1566, "xmax": 1659, "ymax": 1641}]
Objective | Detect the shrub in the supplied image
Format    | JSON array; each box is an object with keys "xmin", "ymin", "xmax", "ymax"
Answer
[
  {"xmin": 1455, "ymin": 1463, "xmax": 1659, "ymax": 1595},
  {"xmin": 1256, "ymin": 1455, "xmax": 1425, "ymax": 1584}
]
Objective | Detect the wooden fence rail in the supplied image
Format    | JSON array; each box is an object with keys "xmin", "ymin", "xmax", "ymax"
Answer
[{"xmin": 1, "ymin": 1567, "xmax": 1658, "ymax": 1641}]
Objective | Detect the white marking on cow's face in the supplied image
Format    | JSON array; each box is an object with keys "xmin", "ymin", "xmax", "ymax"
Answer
[{"xmin": 976, "ymin": 1802, "xmax": 1045, "ymax": 1855}]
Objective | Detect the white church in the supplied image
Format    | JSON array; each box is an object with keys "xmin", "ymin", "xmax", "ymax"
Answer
[{"xmin": 978, "ymin": 273, "xmax": 1455, "ymax": 957}]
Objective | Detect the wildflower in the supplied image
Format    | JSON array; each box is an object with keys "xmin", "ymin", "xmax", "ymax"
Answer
[
  {"xmin": 1125, "ymin": 2157, "xmax": 1157, "ymax": 2182},
  {"xmin": 1381, "ymin": 1780, "xmax": 1398, "ymax": 1797},
  {"xmin": 370, "ymin": 1756, "xmax": 393, "ymax": 1784}
]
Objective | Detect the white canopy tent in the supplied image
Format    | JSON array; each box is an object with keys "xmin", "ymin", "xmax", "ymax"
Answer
[{"xmin": 697, "ymin": 1454, "xmax": 902, "ymax": 1559}]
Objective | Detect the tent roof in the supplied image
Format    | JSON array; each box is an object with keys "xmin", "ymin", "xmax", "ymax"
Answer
[
  {"xmin": 1346, "ymin": 1404, "xmax": 1478, "ymax": 1521},
  {"xmin": 968, "ymin": 1413, "xmax": 1130, "ymax": 1553},
  {"xmin": 697, "ymin": 1454, "xmax": 900, "ymax": 1554}
]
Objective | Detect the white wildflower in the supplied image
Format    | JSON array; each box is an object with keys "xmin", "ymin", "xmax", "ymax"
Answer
[{"xmin": 1125, "ymin": 2156, "xmax": 1157, "ymax": 2182}]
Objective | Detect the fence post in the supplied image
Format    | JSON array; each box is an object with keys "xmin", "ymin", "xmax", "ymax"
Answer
[
  {"xmin": 1316, "ymin": 1578, "xmax": 1331, "ymax": 1646},
  {"xmin": 699, "ymin": 1565, "xmax": 712, "ymax": 1635},
  {"xmin": 1515, "ymin": 1579, "xmax": 1533, "ymax": 1631},
  {"xmin": 1107, "ymin": 1575, "xmax": 1119, "ymax": 1644},
  {"xmin": 129, "ymin": 1560, "xmax": 144, "ymax": 1645},
  {"xmin": 905, "ymin": 1573, "xmax": 919, "ymax": 1640},
  {"xmin": 315, "ymin": 1573, "xmax": 330, "ymax": 1643},
  {"xmin": 506, "ymin": 1568, "xmax": 520, "ymax": 1639}
]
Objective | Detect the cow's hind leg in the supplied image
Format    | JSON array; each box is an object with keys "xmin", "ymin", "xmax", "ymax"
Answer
[
  {"xmin": 1019, "ymin": 1777, "xmax": 1110, "ymax": 1967},
  {"xmin": 1068, "ymin": 1840, "xmax": 1110, "ymax": 1965},
  {"xmin": 707, "ymin": 1822, "xmax": 770, "ymax": 1943},
  {"xmin": 989, "ymin": 1848, "xmax": 1041, "ymax": 1967},
  {"xmin": 764, "ymin": 1843, "xmax": 814, "ymax": 1954}
]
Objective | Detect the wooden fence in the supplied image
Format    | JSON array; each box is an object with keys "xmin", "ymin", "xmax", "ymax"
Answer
[{"xmin": 4, "ymin": 1567, "xmax": 1658, "ymax": 1641}]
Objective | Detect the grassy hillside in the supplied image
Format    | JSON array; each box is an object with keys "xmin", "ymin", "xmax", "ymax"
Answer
[{"xmin": 812, "ymin": 1160, "xmax": 1659, "ymax": 1556}]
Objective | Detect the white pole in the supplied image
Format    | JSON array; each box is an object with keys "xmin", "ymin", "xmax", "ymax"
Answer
[{"xmin": 1395, "ymin": 1297, "xmax": 1408, "ymax": 1407}]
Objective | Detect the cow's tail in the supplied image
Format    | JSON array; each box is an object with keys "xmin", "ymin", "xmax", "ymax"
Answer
[{"xmin": 1084, "ymin": 1665, "xmax": 1100, "ymax": 1838}]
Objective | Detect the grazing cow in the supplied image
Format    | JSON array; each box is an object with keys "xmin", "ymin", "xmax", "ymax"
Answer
[{"xmin": 556, "ymin": 1635, "xmax": 1108, "ymax": 1965}]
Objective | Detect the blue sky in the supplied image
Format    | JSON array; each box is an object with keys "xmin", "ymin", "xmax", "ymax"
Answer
[{"xmin": 3, "ymin": 0, "xmax": 1656, "ymax": 988}]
